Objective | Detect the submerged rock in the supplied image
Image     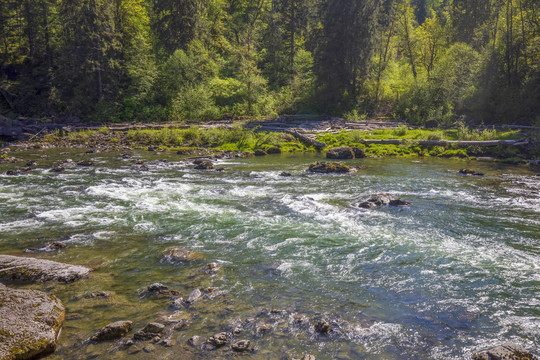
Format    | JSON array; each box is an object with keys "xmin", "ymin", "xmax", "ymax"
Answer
[
  {"xmin": 254, "ymin": 149, "xmax": 267, "ymax": 156},
  {"xmin": 162, "ymin": 247, "xmax": 205, "ymax": 264},
  {"xmin": 0, "ymin": 255, "xmax": 90, "ymax": 284},
  {"xmin": 471, "ymin": 343, "xmax": 538, "ymax": 360},
  {"xmin": 185, "ymin": 289, "xmax": 203, "ymax": 305},
  {"xmin": 91, "ymin": 321, "xmax": 133, "ymax": 342},
  {"xmin": 314, "ymin": 319, "xmax": 331, "ymax": 334},
  {"xmin": 77, "ymin": 159, "xmax": 94, "ymax": 166},
  {"xmin": 279, "ymin": 172, "xmax": 292, "ymax": 177},
  {"xmin": 133, "ymin": 323, "xmax": 165, "ymax": 341},
  {"xmin": 307, "ymin": 162, "xmax": 355, "ymax": 174},
  {"xmin": 207, "ymin": 332, "xmax": 228, "ymax": 347},
  {"xmin": 231, "ymin": 339, "xmax": 251, "ymax": 352},
  {"xmin": 24, "ymin": 241, "xmax": 67, "ymax": 253},
  {"xmin": 358, "ymin": 194, "xmax": 411, "ymax": 209},
  {"xmin": 143, "ymin": 283, "xmax": 181, "ymax": 297},
  {"xmin": 188, "ymin": 336, "xmax": 201, "ymax": 347},
  {"xmin": 459, "ymin": 168, "xmax": 484, "ymax": 176},
  {"xmin": 85, "ymin": 291, "xmax": 111, "ymax": 299},
  {"xmin": 0, "ymin": 283, "xmax": 65, "ymax": 360}
]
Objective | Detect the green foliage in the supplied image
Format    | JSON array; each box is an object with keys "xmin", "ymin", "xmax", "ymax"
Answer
[{"xmin": 0, "ymin": 0, "xmax": 538, "ymax": 124}]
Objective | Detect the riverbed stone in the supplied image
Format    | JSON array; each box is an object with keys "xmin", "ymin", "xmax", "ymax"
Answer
[
  {"xmin": 231, "ymin": 339, "xmax": 251, "ymax": 352},
  {"xmin": 185, "ymin": 289, "xmax": 203, "ymax": 305},
  {"xmin": 90, "ymin": 321, "xmax": 132, "ymax": 342},
  {"xmin": 207, "ymin": 332, "xmax": 228, "ymax": 347},
  {"xmin": 314, "ymin": 319, "xmax": 331, "ymax": 334},
  {"xmin": 471, "ymin": 343, "xmax": 538, "ymax": 360},
  {"xmin": 133, "ymin": 323, "xmax": 165, "ymax": 341},
  {"xmin": 162, "ymin": 247, "xmax": 205, "ymax": 264},
  {"xmin": 188, "ymin": 336, "xmax": 201, "ymax": 347},
  {"xmin": 358, "ymin": 194, "xmax": 411, "ymax": 209},
  {"xmin": 307, "ymin": 162, "xmax": 355, "ymax": 174},
  {"xmin": 254, "ymin": 149, "xmax": 267, "ymax": 156},
  {"xmin": 0, "ymin": 255, "xmax": 90, "ymax": 284},
  {"xmin": 459, "ymin": 168, "xmax": 484, "ymax": 176},
  {"xmin": 194, "ymin": 161, "xmax": 214, "ymax": 170},
  {"xmin": 0, "ymin": 283, "xmax": 65, "ymax": 360}
]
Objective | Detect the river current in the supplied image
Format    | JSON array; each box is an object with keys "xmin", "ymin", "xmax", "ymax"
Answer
[{"xmin": 0, "ymin": 150, "xmax": 539, "ymax": 359}]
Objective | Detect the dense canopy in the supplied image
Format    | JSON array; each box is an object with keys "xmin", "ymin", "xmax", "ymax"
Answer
[{"xmin": 0, "ymin": 0, "xmax": 539, "ymax": 125}]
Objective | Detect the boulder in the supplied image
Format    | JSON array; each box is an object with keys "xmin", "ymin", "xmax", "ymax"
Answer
[
  {"xmin": 0, "ymin": 283, "xmax": 65, "ymax": 360},
  {"xmin": 207, "ymin": 332, "xmax": 228, "ymax": 347},
  {"xmin": 194, "ymin": 161, "xmax": 214, "ymax": 170},
  {"xmin": 77, "ymin": 159, "xmax": 94, "ymax": 166},
  {"xmin": 231, "ymin": 339, "xmax": 251, "ymax": 352},
  {"xmin": 90, "ymin": 321, "xmax": 132, "ymax": 342},
  {"xmin": 254, "ymin": 149, "xmax": 267, "ymax": 156},
  {"xmin": 0, "ymin": 255, "xmax": 90, "ymax": 284},
  {"xmin": 358, "ymin": 194, "xmax": 411, "ymax": 209},
  {"xmin": 162, "ymin": 247, "xmax": 205, "ymax": 264},
  {"xmin": 133, "ymin": 323, "xmax": 165, "ymax": 341},
  {"xmin": 326, "ymin": 146, "xmax": 354, "ymax": 160},
  {"xmin": 266, "ymin": 147, "xmax": 282, "ymax": 154},
  {"xmin": 185, "ymin": 289, "xmax": 203, "ymax": 305},
  {"xmin": 471, "ymin": 343, "xmax": 538, "ymax": 360},
  {"xmin": 314, "ymin": 319, "xmax": 331, "ymax": 334},
  {"xmin": 352, "ymin": 147, "xmax": 366, "ymax": 158},
  {"xmin": 459, "ymin": 169, "xmax": 484, "ymax": 176},
  {"xmin": 307, "ymin": 162, "xmax": 355, "ymax": 174}
]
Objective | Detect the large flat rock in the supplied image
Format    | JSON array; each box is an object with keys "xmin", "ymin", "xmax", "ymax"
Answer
[
  {"xmin": 0, "ymin": 283, "xmax": 65, "ymax": 360},
  {"xmin": 0, "ymin": 255, "xmax": 90, "ymax": 284}
]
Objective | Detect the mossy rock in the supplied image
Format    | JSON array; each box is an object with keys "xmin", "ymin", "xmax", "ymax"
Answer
[
  {"xmin": 307, "ymin": 162, "xmax": 355, "ymax": 174},
  {"xmin": 0, "ymin": 283, "xmax": 65, "ymax": 359}
]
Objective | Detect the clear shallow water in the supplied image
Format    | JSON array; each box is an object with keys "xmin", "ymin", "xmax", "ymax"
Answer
[{"xmin": 0, "ymin": 150, "xmax": 539, "ymax": 359}]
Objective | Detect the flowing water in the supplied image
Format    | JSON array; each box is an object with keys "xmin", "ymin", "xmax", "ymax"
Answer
[{"xmin": 0, "ymin": 149, "xmax": 539, "ymax": 359}]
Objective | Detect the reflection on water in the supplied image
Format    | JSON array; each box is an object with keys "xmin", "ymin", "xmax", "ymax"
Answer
[{"xmin": 0, "ymin": 150, "xmax": 539, "ymax": 359}]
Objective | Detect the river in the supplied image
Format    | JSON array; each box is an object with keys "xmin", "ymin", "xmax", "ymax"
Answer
[{"xmin": 0, "ymin": 149, "xmax": 539, "ymax": 359}]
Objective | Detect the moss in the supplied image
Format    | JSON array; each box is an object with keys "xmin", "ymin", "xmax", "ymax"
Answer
[{"xmin": 439, "ymin": 149, "xmax": 468, "ymax": 158}]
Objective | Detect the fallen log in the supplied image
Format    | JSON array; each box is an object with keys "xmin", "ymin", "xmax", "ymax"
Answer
[{"xmin": 286, "ymin": 129, "xmax": 327, "ymax": 148}]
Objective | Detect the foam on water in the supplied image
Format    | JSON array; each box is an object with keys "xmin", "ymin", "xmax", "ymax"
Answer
[{"xmin": 0, "ymin": 155, "xmax": 538, "ymax": 359}]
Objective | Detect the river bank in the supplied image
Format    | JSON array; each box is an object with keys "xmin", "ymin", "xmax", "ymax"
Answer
[{"xmin": 1, "ymin": 124, "xmax": 539, "ymax": 171}]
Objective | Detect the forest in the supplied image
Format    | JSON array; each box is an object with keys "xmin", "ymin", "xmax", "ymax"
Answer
[{"xmin": 0, "ymin": 0, "xmax": 539, "ymax": 125}]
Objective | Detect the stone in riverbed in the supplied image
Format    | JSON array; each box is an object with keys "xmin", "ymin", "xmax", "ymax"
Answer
[
  {"xmin": 207, "ymin": 332, "xmax": 228, "ymax": 347},
  {"xmin": 185, "ymin": 289, "xmax": 203, "ymax": 305},
  {"xmin": 133, "ymin": 323, "xmax": 165, "ymax": 341},
  {"xmin": 471, "ymin": 343, "xmax": 538, "ymax": 360},
  {"xmin": 194, "ymin": 160, "xmax": 214, "ymax": 170},
  {"xmin": 0, "ymin": 283, "xmax": 65, "ymax": 360},
  {"xmin": 254, "ymin": 149, "xmax": 267, "ymax": 156},
  {"xmin": 459, "ymin": 168, "xmax": 484, "ymax": 176},
  {"xmin": 307, "ymin": 162, "xmax": 355, "ymax": 174},
  {"xmin": 91, "ymin": 321, "xmax": 132, "ymax": 342},
  {"xmin": 358, "ymin": 194, "xmax": 411, "ymax": 209},
  {"xmin": 162, "ymin": 247, "xmax": 205, "ymax": 264},
  {"xmin": 0, "ymin": 255, "xmax": 90, "ymax": 284},
  {"xmin": 85, "ymin": 291, "xmax": 111, "ymax": 299},
  {"xmin": 231, "ymin": 339, "xmax": 251, "ymax": 352},
  {"xmin": 188, "ymin": 336, "xmax": 201, "ymax": 347},
  {"xmin": 314, "ymin": 319, "xmax": 331, "ymax": 334}
]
